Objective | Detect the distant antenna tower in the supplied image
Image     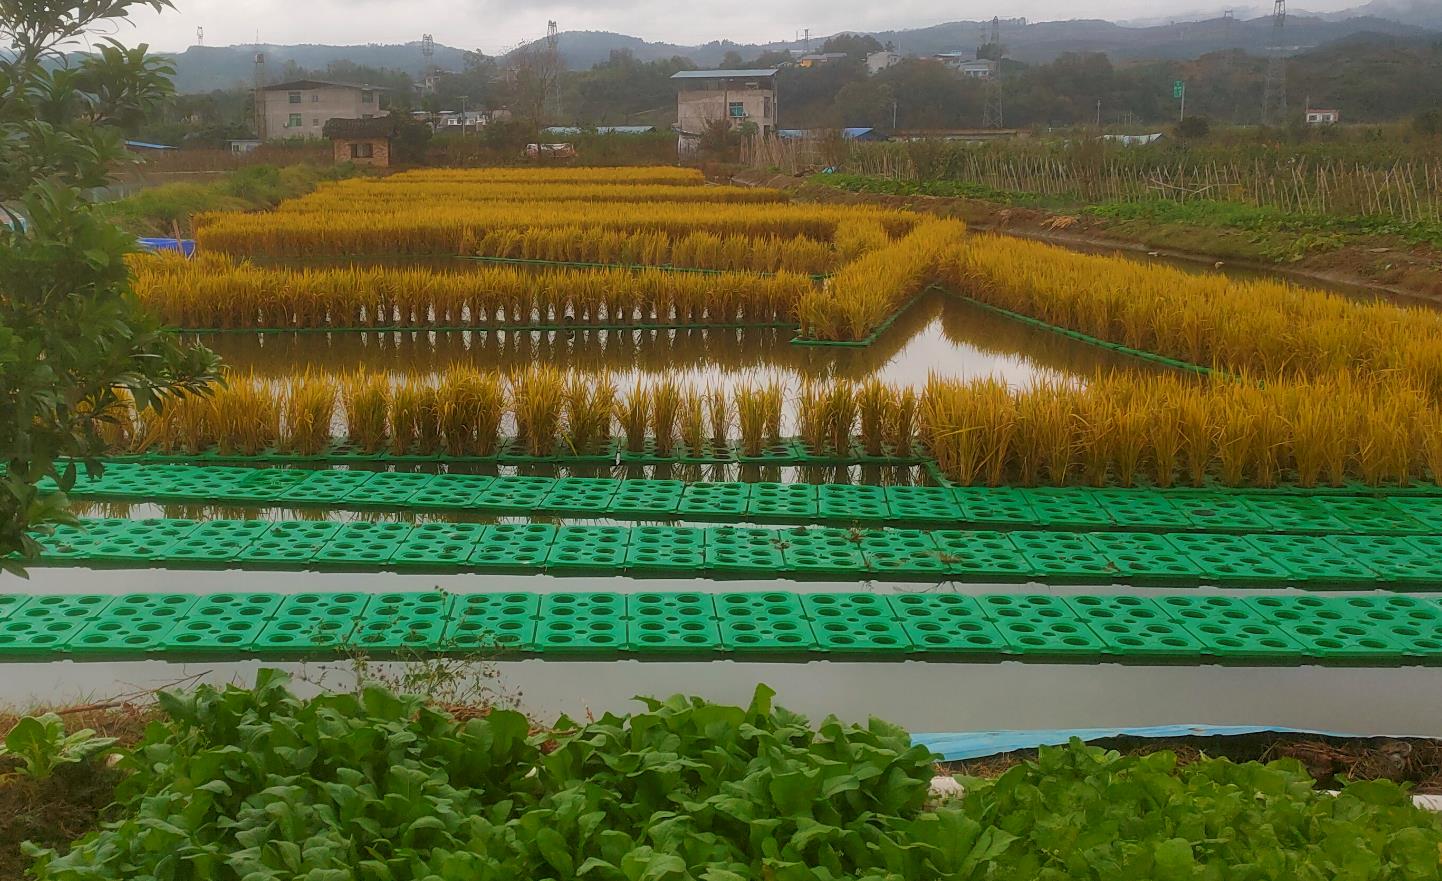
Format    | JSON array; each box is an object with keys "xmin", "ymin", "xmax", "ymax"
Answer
[
  {"xmin": 253, "ymin": 50, "xmax": 266, "ymax": 140},
  {"xmin": 1262, "ymin": 0, "xmax": 1288, "ymax": 124},
  {"xmin": 981, "ymin": 16, "xmax": 1005, "ymax": 129},
  {"xmin": 196, "ymin": 26, "xmax": 204, "ymax": 47},
  {"xmin": 546, "ymin": 20, "xmax": 561, "ymax": 119},
  {"xmin": 421, "ymin": 33, "xmax": 435, "ymax": 93}
]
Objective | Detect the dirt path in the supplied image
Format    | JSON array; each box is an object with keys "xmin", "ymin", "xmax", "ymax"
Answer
[{"xmin": 732, "ymin": 169, "xmax": 1442, "ymax": 305}]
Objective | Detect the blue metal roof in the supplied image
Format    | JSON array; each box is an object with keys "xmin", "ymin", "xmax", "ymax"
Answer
[
  {"xmin": 125, "ymin": 140, "xmax": 177, "ymax": 150},
  {"xmin": 842, "ymin": 127, "xmax": 876, "ymax": 139}
]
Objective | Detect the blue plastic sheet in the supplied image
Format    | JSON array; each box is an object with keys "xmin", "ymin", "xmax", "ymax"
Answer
[
  {"xmin": 912, "ymin": 724, "xmax": 1433, "ymax": 761},
  {"xmin": 137, "ymin": 237, "xmax": 195, "ymax": 257}
]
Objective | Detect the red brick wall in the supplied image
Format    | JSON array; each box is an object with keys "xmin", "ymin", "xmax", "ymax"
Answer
[{"xmin": 331, "ymin": 137, "xmax": 391, "ymax": 167}]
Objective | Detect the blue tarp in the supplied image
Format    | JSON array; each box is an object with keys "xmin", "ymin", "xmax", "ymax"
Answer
[
  {"xmin": 912, "ymin": 724, "xmax": 1435, "ymax": 761},
  {"xmin": 137, "ymin": 237, "xmax": 195, "ymax": 257}
]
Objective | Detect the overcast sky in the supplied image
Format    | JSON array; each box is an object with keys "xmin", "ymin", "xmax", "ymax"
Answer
[{"xmin": 110, "ymin": 0, "xmax": 1367, "ymax": 54}]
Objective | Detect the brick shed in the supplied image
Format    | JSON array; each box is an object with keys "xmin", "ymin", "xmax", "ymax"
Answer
[{"xmin": 322, "ymin": 115, "xmax": 399, "ymax": 167}]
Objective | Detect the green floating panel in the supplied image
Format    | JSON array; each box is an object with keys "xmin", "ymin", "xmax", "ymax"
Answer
[
  {"xmin": 1086, "ymin": 532, "xmax": 1205, "ymax": 583},
  {"xmin": 1064, "ymin": 595, "xmax": 1204, "ymax": 658},
  {"xmin": 1330, "ymin": 595, "xmax": 1442, "ymax": 659},
  {"xmin": 677, "ymin": 482, "xmax": 752, "ymax": 519},
  {"xmin": 817, "ymin": 484, "xmax": 890, "ymax": 522},
  {"xmin": 237, "ymin": 520, "xmax": 342, "ymax": 567},
  {"xmin": 779, "ymin": 527, "xmax": 868, "ymax": 576},
  {"xmin": 538, "ymin": 477, "xmax": 619, "ymax": 515},
  {"xmin": 163, "ymin": 520, "xmax": 272, "ymax": 565},
  {"xmin": 802, "ymin": 593, "xmax": 912, "ymax": 653},
  {"xmin": 0, "ymin": 595, "xmax": 113, "ymax": 656},
  {"xmin": 469, "ymin": 523, "xmax": 556, "ymax": 570},
  {"xmin": 1010, "ymin": 531, "xmax": 1116, "ymax": 584},
  {"xmin": 1025, "ymin": 489, "xmax": 1113, "ymax": 529},
  {"xmin": 254, "ymin": 592, "xmax": 367, "ymax": 653},
  {"xmin": 884, "ymin": 485, "xmax": 963, "ymax": 523},
  {"xmin": 140, "ymin": 465, "xmax": 252, "ymax": 501},
  {"xmin": 979, "ymin": 594, "xmax": 1106, "ymax": 656},
  {"xmin": 408, "ymin": 474, "xmax": 494, "ymax": 509},
  {"xmin": 344, "ymin": 471, "xmax": 434, "ymax": 506},
  {"xmin": 859, "ymin": 529, "xmax": 949, "ymax": 578},
  {"xmin": 163, "ymin": 592, "xmax": 283, "ymax": 654},
  {"xmin": 0, "ymin": 595, "xmax": 28, "ymax": 621},
  {"xmin": 746, "ymin": 482, "xmax": 819, "ymax": 521},
  {"xmin": 352, "ymin": 592, "xmax": 455, "ymax": 651},
  {"xmin": 1391, "ymin": 497, "xmax": 1442, "ymax": 532},
  {"xmin": 886, "ymin": 593, "xmax": 1008, "ymax": 654},
  {"xmin": 313, "ymin": 521, "xmax": 413, "ymax": 568},
  {"xmin": 1091, "ymin": 492, "xmax": 1191, "ymax": 530},
  {"xmin": 624, "ymin": 526, "xmax": 706, "ymax": 573},
  {"xmin": 445, "ymin": 593, "xmax": 540, "ymax": 652},
  {"xmin": 952, "ymin": 487, "xmax": 1038, "ymax": 526},
  {"xmin": 626, "ymin": 592, "xmax": 721, "ymax": 653},
  {"xmin": 537, "ymin": 593, "xmax": 626, "ymax": 654},
  {"xmin": 473, "ymin": 476, "xmax": 555, "ymax": 513},
  {"xmin": 68, "ymin": 593, "xmax": 199, "ymax": 654},
  {"xmin": 222, "ymin": 468, "xmax": 310, "ymax": 502},
  {"xmin": 1314, "ymin": 497, "xmax": 1425, "ymax": 535},
  {"xmin": 546, "ymin": 525, "xmax": 631, "ymax": 571},
  {"xmin": 279, "ymin": 469, "xmax": 374, "ymax": 504},
  {"xmin": 1154, "ymin": 595, "xmax": 1303, "ymax": 660},
  {"xmin": 1244, "ymin": 534, "xmax": 1375, "ymax": 585},
  {"xmin": 715, "ymin": 592, "xmax": 816, "ymax": 653},
  {"xmin": 83, "ymin": 518, "xmax": 199, "ymax": 562},
  {"xmin": 1245, "ymin": 595, "xmax": 1411, "ymax": 661},
  {"xmin": 930, "ymin": 530, "xmax": 1033, "ymax": 581},
  {"xmin": 1164, "ymin": 533, "xmax": 1293, "ymax": 584},
  {"xmin": 1238, "ymin": 494, "xmax": 1347, "ymax": 534},
  {"xmin": 1328, "ymin": 535, "xmax": 1442, "ymax": 586},
  {"xmin": 1167, "ymin": 493, "xmax": 1273, "ymax": 533},
  {"xmin": 703, "ymin": 527, "xmax": 786, "ymax": 574},
  {"xmin": 391, "ymin": 522, "xmax": 489, "ymax": 569},
  {"xmin": 608, "ymin": 479, "xmax": 685, "ymax": 517}
]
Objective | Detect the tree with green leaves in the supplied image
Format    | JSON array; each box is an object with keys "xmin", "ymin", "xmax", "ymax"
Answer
[{"xmin": 1, "ymin": 0, "xmax": 221, "ymax": 564}]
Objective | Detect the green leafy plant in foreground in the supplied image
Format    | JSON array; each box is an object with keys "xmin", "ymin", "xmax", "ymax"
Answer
[
  {"xmin": 25, "ymin": 671, "xmax": 1442, "ymax": 880},
  {"xmin": 0, "ymin": 713, "xmax": 117, "ymax": 780}
]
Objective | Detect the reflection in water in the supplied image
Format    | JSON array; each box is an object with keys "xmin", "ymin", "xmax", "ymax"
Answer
[{"xmin": 198, "ymin": 293, "xmax": 1155, "ymax": 389}]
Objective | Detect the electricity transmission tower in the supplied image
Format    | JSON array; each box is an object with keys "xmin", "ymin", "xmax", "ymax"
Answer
[
  {"xmin": 981, "ymin": 16, "xmax": 1005, "ymax": 129},
  {"xmin": 421, "ymin": 33, "xmax": 435, "ymax": 94},
  {"xmin": 1261, "ymin": 0, "xmax": 1287, "ymax": 124},
  {"xmin": 546, "ymin": 20, "xmax": 562, "ymax": 119}
]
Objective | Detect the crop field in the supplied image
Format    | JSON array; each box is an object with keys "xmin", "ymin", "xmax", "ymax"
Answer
[{"xmin": 21, "ymin": 165, "xmax": 1442, "ymax": 689}]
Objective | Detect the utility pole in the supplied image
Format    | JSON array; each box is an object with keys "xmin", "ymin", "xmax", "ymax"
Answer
[
  {"xmin": 253, "ymin": 50, "xmax": 266, "ymax": 141},
  {"xmin": 1262, "ymin": 0, "xmax": 1287, "ymax": 125},
  {"xmin": 196, "ymin": 26, "xmax": 204, "ymax": 47},
  {"xmin": 1095, "ymin": 98, "xmax": 1101, "ymax": 128}
]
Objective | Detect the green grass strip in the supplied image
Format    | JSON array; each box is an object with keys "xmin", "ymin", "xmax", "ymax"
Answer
[
  {"xmin": 956, "ymin": 295, "xmax": 1218, "ymax": 377},
  {"xmin": 22, "ymin": 516, "xmax": 1442, "ymax": 592},
  {"xmin": 0, "ymin": 586, "xmax": 1437, "ymax": 664}
]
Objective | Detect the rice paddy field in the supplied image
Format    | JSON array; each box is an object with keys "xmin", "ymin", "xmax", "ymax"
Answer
[{"xmin": 11, "ymin": 164, "xmax": 1442, "ymax": 733}]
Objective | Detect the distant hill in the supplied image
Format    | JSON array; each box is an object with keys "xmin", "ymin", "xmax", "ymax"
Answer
[{"xmin": 157, "ymin": 7, "xmax": 1437, "ymax": 94}]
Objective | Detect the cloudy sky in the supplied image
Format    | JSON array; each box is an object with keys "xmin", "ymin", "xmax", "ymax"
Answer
[{"xmin": 113, "ymin": 0, "xmax": 1365, "ymax": 53}]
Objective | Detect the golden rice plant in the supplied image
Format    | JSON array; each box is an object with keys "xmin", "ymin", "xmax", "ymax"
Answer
[
  {"xmin": 562, "ymin": 371, "xmax": 614, "ymax": 455},
  {"xmin": 795, "ymin": 382, "xmax": 827, "ymax": 454},
  {"xmin": 342, "ymin": 371, "xmax": 389, "ymax": 452},
  {"xmin": 856, "ymin": 379, "xmax": 893, "ymax": 456},
  {"xmin": 761, "ymin": 381, "xmax": 784, "ymax": 446},
  {"xmin": 213, "ymin": 374, "xmax": 279, "ymax": 455},
  {"xmin": 734, "ymin": 382, "xmax": 767, "ymax": 457},
  {"xmin": 438, "ymin": 367, "xmax": 504, "ymax": 457},
  {"xmin": 510, "ymin": 366, "xmax": 565, "ymax": 456},
  {"xmin": 615, "ymin": 381, "xmax": 651, "ymax": 453},
  {"xmin": 282, "ymin": 374, "xmax": 335, "ymax": 455},
  {"xmin": 383, "ymin": 166, "xmax": 707, "ymax": 186},
  {"xmin": 823, "ymin": 381, "xmax": 857, "ymax": 455},
  {"xmin": 890, "ymin": 387, "xmax": 918, "ymax": 457},
  {"xmin": 1176, "ymin": 392, "xmax": 1216, "ymax": 488},
  {"xmin": 1143, "ymin": 381, "xmax": 1183, "ymax": 489},
  {"xmin": 651, "ymin": 379, "xmax": 682, "ymax": 456},
  {"xmin": 706, "ymin": 387, "xmax": 730, "ymax": 447},
  {"xmin": 679, "ymin": 388, "xmax": 706, "ymax": 455}
]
